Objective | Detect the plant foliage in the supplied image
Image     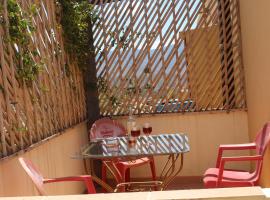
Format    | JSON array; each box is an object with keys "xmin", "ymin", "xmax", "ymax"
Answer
[
  {"xmin": 55, "ymin": 0, "xmax": 98, "ymax": 70},
  {"xmin": 3, "ymin": 0, "xmax": 43, "ymax": 86}
]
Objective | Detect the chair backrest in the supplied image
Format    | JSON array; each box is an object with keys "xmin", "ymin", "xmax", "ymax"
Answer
[
  {"xmin": 90, "ymin": 118, "xmax": 126, "ymax": 140},
  {"xmin": 255, "ymin": 122, "xmax": 270, "ymax": 155},
  {"xmin": 250, "ymin": 122, "xmax": 270, "ymax": 184},
  {"xmin": 18, "ymin": 157, "xmax": 46, "ymax": 195}
]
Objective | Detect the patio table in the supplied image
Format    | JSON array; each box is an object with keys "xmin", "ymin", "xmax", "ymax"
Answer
[{"xmin": 74, "ymin": 133, "xmax": 190, "ymax": 192}]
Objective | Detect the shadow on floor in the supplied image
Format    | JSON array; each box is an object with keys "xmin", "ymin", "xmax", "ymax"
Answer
[{"xmin": 95, "ymin": 176, "xmax": 204, "ymax": 193}]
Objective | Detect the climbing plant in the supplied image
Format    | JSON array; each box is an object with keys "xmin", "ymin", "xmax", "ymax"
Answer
[
  {"xmin": 55, "ymin": 0, "xmax": 98, "ymax": 70},
  {"xmin": 54, "ymin": 0, "xmax": 156, "ymax": 114},
  {"xmin": 0, "ymin": 0, "xmax": 87, "ymax": 157},
  {"xmin": 2, "ymin": 0, "xmax": 43, "ymax": 86},
  {"xmin": 55, "ymin": 0, "xmax": 147, "ymax": 69}
]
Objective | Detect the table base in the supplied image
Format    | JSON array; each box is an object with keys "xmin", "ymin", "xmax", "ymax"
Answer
[{"xmin": 84, "ymin": 153, "xmax": 184, "ymax": 192}]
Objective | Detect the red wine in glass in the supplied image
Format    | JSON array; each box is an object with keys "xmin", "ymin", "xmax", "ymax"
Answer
[
  {"xmin": 143, "ymin": 123, "xmax": 152, "ymax": 149},
  {"xmin": 143, "ymin": 127, "xmax": 152, "ymax": 135},
  {"xmin": 131, "ymin": 127, "xmax": 140, "ymax": 137},
  {"xmin": 143, "ymin": 123, "xmax": 152, "ymax": 135}
]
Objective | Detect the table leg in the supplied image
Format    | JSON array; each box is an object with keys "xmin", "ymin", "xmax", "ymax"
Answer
[
  {"xmin": 102, "ymin": 160, "xmax": 123, "ymax": 183},
  {"xmin": 115, "ymin": 181, "xmax": 163, "ymax": 192},
  {"xmin": 102, "ymin": 159, "xmax": 163, "ymax": 192},
  {"xmin": 160, "ymin": 154, "xmax": 178, "ymax": 181},
  {"xmin": 84, "ymin": 159, "xmax": 114, "ymax": 193},
  {"xmin": 160, "ymin": 155, "xmax": 173, "ymax": 178},
  {"xmin": 161, "ymin": 153, "xmax": 184, "ymax": 190}
]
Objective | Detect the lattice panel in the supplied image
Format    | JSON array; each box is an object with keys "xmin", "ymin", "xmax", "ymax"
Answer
[
  {"xmin": 91, "ymin": 0, "xmax": 246, "ymax": 116},
  {"xmin": 0, "ymin": 0, "xmax": 86, "ymax": 158}
]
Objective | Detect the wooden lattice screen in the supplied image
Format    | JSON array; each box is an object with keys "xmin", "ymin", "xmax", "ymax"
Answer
[
  {"xmin": 0, "ymin": 0, "xmax": 86, "ymax": 158},
  {"xmin": 91, "ymin": 0, "xmax": 246, "ymax": 116}
]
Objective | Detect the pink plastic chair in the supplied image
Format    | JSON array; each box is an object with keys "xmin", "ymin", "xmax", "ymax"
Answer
[
  {"xmin": 90, "ymin": 118, "xmax": 127, "ymax": 140},
  {"xmin": 203, "ymin": 122, "xmax": 270, "ymax": 188},
  {"xmin": 90, "ymin": 118, "xmax": 156, "ymax": 185},
  {"xmin": 19, "ymin": 157, "xmax": 96, "ymax": 195}
]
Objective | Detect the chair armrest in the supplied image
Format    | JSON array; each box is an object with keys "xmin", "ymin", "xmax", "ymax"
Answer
[
  {"xmin": 216, "ymin": 143, "xmax": 256, "ymax": 167},
  {"xmin": 221, "ymin": 155, "xmax": 263, "ymax": 162},
  {"xmin": 219, "ymin": 143, "xmax": 256, "ymax": 150},
  {"xmin": 217, "ymin": 155, "xmax": 263, "ymax": 185},
  {"xmin": 43, "ymin": 175, "xmax": 96, "ymax": 194}
]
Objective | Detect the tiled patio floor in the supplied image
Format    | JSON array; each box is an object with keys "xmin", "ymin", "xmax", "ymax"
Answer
[{"xmin": 166, "ymin": 176, "xmax": 204, "ymax": 190}]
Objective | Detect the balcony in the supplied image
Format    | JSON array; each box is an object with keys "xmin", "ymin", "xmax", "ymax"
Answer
[{"xmin": 0, "ymin": 0, "xmax": 270, "ymax": 199}]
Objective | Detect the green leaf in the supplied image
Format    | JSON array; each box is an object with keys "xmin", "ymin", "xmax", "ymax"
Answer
[{"xmin": 0, "ymin": 84, "xmax": 4, "ymax": 92}]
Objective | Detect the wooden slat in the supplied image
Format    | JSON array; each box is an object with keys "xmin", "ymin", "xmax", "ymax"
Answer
[
  {"xmin": 93, "ymin": 0, "xmax": 245, "ymax": 116},
  {"xmin": 0, "ymin": 0, "xmax": 86, "ymax": 158}
]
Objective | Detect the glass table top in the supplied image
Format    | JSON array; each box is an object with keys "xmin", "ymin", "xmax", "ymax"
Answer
[{"xmin": 77, "ymin": 133, "xmax": 190, "ymax": 160}]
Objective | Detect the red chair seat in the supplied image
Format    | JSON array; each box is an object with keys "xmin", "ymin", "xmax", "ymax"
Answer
[
  {"xmin": 117, "ymin": 157, "xmax": 151, "ymax": 167},
  {"xmin": 204, "ymin": 168, "xmax": 257, "ymax": 188},
  {"xmin": 102, "ymin": 156, "xmax": 156, "ymax": 184}
]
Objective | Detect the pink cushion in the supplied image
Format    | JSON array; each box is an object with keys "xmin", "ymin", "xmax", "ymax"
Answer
[
  {"xmin": 203, "ymin": 168, "xmax": 257, "ymax": 188},
  {"xmin": 90, "ymin": 118, "xmax": 126, "ymax": 140}
]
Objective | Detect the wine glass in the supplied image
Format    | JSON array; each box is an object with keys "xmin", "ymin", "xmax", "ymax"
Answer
[
  {"xmin": 129, "ymin": 126, "xmax": 140, "ymax": 150},
  {"xmin": 143, "ymin": 123, "xmax": 152, "ymax": 148},
  {"xmin": 143, "ymin": 122, "xmax": 152, "ymax": 135}
]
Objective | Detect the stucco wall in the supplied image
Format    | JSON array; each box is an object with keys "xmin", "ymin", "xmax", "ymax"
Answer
[
  {"xmin": 0, "ymin": 122, "xmax": 89, "ymax": 197},
  {"xmin": 239, "ymin": 0, "xmax": 270, "ymax": 187},
  {"xmin": 0, "ymin": 112, "xmax": 249, "ymax": 196},
  {"xmin": 115, "ymin": 111, "xmax": 249, "ymax": 178}
]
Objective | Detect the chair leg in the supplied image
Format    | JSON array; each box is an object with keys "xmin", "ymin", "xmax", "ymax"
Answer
[
  {"xmin": 150, "ymin": 158, "xmax": 157, "ymax": 191},
  {"xmin": 121, "ymin": 170, "xmax": 126, "ymax": 183},
  {"xmin": 101, "ymin": 163, "xmax": 107, "ymax": 192},
  {"xmin": 118, "ymin": 168, "xmax": 126, "ymax": 192},
  {"xmin": 125, "ymin": 168, "xmax": 131, "ymax": 182},
  {"xmin": 150, "ymin": 159, "xmax": 156, "ymax": 181}
]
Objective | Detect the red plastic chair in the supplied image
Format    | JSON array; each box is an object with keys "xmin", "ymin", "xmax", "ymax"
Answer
[
  {"xmin": 19, "ymin": 157, "xmax": 96, "ymax": 195},
  {"xmin": 203, "ymin": 122, "xmax": 270, "ymax": 188},
  {"xmin": 90, "ymin": 118, "xmax": 156, "ymax": 185}
]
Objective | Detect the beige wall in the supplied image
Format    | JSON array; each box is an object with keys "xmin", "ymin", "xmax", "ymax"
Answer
[
  {"xmin": 239, "ymin": 0, "xmax": 270, "ymax": 187},
  {"xmin": 0, "ymin": 122, "xmax": 89, "ymax": 197},
  {"xmin": 0, "ymin": 112, "xmax": 250, "ymax": 196},
  {"xmin": 115, "ymin": 111, "xmax": 249, "ymax": 177}
]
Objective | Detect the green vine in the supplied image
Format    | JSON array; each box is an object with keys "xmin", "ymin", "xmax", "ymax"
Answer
[
  {"xmin": 0, "ymin": 84, "xmax": 4, "ymax": 93},
  {"xmin": 55, "ymin": 0, "xmax": 98, "ymax": 70},
  {"xmin": 12, "ymin": 122, "xmax": 28, "ymax": 133},
  {"xmin": 55, "ymin": 0, "xmax": 157, "ymax": 70},
  {"xmin": 0, "ymin": 4, "xmax": 4, "ymax": 24},
  {"xmin": 2, "ymin": 0, "xmax": 43, "ymax": 86},
  {"xmin": 55, "ymin": 0, "xmax": 156, "ymax": 111}
]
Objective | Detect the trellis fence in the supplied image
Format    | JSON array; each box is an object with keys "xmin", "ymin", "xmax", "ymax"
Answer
[
  {"xmin": 91, "ymin": 0, "xmax": 246, "ymax": 116},
  {"xmin": 0, "ymin": 0, "xmax": 86, "ymax": 158},
  {"xmin": 0, "ymin": 0, "xmax": 246, "ymax": 157}
]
